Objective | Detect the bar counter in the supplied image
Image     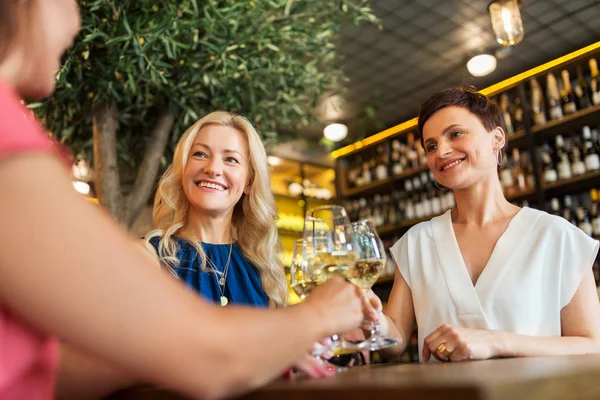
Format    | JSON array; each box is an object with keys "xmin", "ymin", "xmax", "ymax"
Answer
[{"xmin": 109, "ymin": 355, "xmax": 600, "ymax": 400}]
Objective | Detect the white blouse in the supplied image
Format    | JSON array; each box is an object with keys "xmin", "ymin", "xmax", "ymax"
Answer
[{"xmin": 390, "ymin": 207, "xmax": 599, "ymax": 362}]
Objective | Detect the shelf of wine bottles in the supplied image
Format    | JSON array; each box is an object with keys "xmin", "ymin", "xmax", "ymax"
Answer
[
  {"xmin": 337, "ymin": 52, "xmax": 600, "ymax": 244},
  {"xmin": 343, "ymin": 132, "xmax": 429, "ymax": 196}
]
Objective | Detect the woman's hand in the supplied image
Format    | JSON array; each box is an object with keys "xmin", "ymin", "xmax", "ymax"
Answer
[
  {"xmin": 304, "ymin": 277, "xmax": 364, "ymax": 335},
  {"xmin": 423, "ymin": 324, "xmax": 500, "ymax": 362},
  {"xmin": 360, "ymin": 289, "xmax": 383, "ymax": 332},
  {"xmin": 283, "ymin": 353, "xmax": 336, "ymax": 380}
]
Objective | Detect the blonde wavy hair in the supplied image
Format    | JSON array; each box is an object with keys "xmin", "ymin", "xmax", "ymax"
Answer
[{"xmin": 145, "ymin": 111, "xmax": 287, "ymax": 306}]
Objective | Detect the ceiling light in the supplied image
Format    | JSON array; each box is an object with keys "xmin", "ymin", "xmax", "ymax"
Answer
[
  {"xmin": 323, "ymin": 123, "xmax": 348, "ymax": 142},
  {"xmin": 488, "ymin": 0, "xmax": 525, "ymax": 47},
  {"xmin": 467, "ymin": 54, "xmax": 497, "ymax": 77},
  {"xmin": 267, "ymin": 156, "xmax": 282, "ymax": 166},
  {"xmin": 73, "ymin": 181, "xmax": 90, "ymax": 195}
]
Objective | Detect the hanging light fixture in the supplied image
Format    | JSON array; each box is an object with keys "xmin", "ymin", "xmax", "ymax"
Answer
[
  {"xmin": 323, "ymin": 123, "xmax": 348, "ymax": 142},
  {"xmin": 467, "ymin": 54, "xmax": 497, "ymax": 77},
  {"xmin": 488, "ymin": 0, "xmax": 524, "ymax": 47}
]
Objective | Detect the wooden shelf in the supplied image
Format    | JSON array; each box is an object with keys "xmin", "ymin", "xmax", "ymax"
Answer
[
  {"xmin": 392, "ymin": 165, "xmax": 430, "ymax": 183},
  {"xmin": 506, "ymin": 188, "xmax": 536, "ymax": 202},
  {"xmin": 343, "ymin": 177, "xmax": 392, "ymax": 197},
  {"xmin": 506, "ymin": 130, "xmax": 527, "ymax": 149},
  {"xmin": 342, "ymin": 166, "xmax": 429, "ymax": 198},
  {"xmin": 542, "ymin": 170, "xmax": 600, "ymax": 195},
  {"xmin": 531, "ymin": 103, "xmax": 600, "ymax": 140},
  {"xmin": 377, "ymin": 224, "xmax": 397, "ymax": 236},
  {"xmin": 376, "ymin": 213, "xmax": 445, "ymax": 237}
]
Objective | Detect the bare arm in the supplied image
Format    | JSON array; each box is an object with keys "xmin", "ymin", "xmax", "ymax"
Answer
[
  {"xmin": 496, "ymin": 268, "xmax": 600, "ymax": 357},
  {"xmin": 0, "ymin": 154, "xmax": 362, "ymax": 399},
  {"xmin": 55, "ymin": 344, "xmax": 136, "ymax": 400},
  {"xmin": 423, "ymin": 268, "xmax": 600, "ymax": 362}
]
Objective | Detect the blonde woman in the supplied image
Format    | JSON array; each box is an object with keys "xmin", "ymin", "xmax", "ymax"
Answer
[
  {"xmin": 145, "ymin": 111, "xmax": 285, "ymax": 307},
  {"xmin": 144, "ymin": 111, "xmax": 335, "ymax": 377}
]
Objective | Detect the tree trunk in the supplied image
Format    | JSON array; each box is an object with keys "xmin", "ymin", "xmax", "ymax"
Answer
[
  {"xmin": 93, "ymin": 103, "xmax": 125, "ymax": 222},
  {"xmin": 124, "ymin": 112, "xmax": 174, "ymax": 226}
]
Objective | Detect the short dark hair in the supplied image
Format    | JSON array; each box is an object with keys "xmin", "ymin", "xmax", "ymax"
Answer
[{"xmin": 417, "ymin": 85, "xmax": 507, "ymax": 149}]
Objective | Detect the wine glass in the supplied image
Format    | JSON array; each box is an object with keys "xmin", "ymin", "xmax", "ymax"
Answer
[
  {"xmin": 349, "ymin": 219, "xmax": 399, "ymax": 351},
  {"xmin": 306, "ymin": 205, "xmax": 350, "ymax": 224},
  {"xmin": 302, "ymin": 215, "xmax": 362, "ymax": 356},
  {"xmin": 289, "ymin": 239, "xmax": 333, "ymax": 358},
  {"xmin": 289, "ymin": 239, "xmax": 317, "ymax": 302}
]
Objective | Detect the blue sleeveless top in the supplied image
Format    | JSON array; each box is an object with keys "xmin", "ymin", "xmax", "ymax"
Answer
[{"xmin": 149, "ymin": 237, "xmax": 269, "ymax": 308}]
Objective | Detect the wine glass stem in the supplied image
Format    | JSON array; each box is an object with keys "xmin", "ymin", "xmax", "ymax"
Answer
[{"xmin": 370, "ymin": 321, "xmax": 382, "ymax": 338}]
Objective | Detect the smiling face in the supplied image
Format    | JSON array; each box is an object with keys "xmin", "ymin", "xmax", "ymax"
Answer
[
  {"xmin": 182, "ymin": 124, "xmax": 252, "ymax": 218},
  {"xmin": 422, "ymin": 106, "xmax": 505, "ymax": 190}
]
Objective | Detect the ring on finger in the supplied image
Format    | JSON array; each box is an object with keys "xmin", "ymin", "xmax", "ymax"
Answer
[{"xmin": 437, "ymin": 342, "xmax": 453, "ymax": 358}]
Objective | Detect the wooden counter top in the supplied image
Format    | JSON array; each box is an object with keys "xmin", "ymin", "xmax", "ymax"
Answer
[{"xmin": 108, "ymin": 355, "xmax": 600, "ymax": 400}]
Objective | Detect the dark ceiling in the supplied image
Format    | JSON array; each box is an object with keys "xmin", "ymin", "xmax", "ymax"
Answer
[{"xmin": 301, "ymin": 0, "xmax": 600, "ymax": 146}]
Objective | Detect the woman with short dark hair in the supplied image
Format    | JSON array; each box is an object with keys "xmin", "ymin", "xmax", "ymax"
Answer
[{"xmin": 365, "ymin": 86, "xmax": 600, "ymax": 363}]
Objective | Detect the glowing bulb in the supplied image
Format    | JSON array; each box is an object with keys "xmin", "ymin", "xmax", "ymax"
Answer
[
  {"xmin": 467, "ymin": 54, "xmax": 497, "ymax": 77},
  {"xmin": 73, "ymin": 181, "xmax": 90, "ymax": 195},
  {"xmin": 323, "ymin": 123, "xmax": 348, "ymax": 142}
]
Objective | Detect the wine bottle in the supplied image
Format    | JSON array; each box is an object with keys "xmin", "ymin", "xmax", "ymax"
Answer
[
  {"xmin": 590, "ymin": 58, "xmax": 600, "ymax": 106},
  {"xmin": 540, "ymin": 143, "xmax": 558, "ymax": 183},
  {"xmin": 499, "ymin": 151, "xmax": 515, "ymax": 195},
  {"xmin": 361, "ymin": 160, "xmax": 371, "ymax": 186},
  {"xmin": 583, "ymin": 126, "xmax": 600, "ymax": 172},
  {"xmin": 512, "ymin": 96, "xmax": 524, "ymax": 132},
  {"xmin": 562, "ymin": 195, "xmax": 578, "ymax": 225},
  {"xmin": 375, "ymin": 145, "xmax": 389, "ymax": 181},
  {"xmin": 561, "ymin": 70, "xmax": 577, "ymax": 115},
  {"xmin": 574, "ymin": 65, "xmax": 591, "ymax": 110},
  {"xmin": 570, "ymin": 137, "xmax": 586, "ymax": 176},
  {"xmin": 530, "ymin": 78, "xmax": 546, "ymax": 125},
  {"xmin": 549, "ymin": 197, "xmax": 560, "ymax": 215},
  {"xmin": 407, "ymin": 133, "xmax": 419, "ymax": 170},
  {"xmin": 555, "ymin": 135, "xmax": 572, "ymax": 180},
  {"xmin": 511, "ymin": 148, "xmax": 526, "ymax": 193},
  {"xmin": 391, "ymin": 140, "xmax": 404, "ymax": 176},
  {"xmin": 577, "ymin": 206, "xmax": 593, "ymax": 236},
  {"xmin": 546, "ymin": 72, "xmax": 563, "ymax": 120},
  {"xmin": 404, "ymin": 179, "xmax": 415, "ymax": 220},
  {"xmin": 499, "ymin": 93, "xmax": 515, "ymax": 134}
]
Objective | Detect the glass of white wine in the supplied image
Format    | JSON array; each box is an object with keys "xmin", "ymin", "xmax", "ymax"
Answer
[
  {"xmin": 350, "ymin": 219, "xmax": 399, "ymax": 351},
  {"xmin": 303, "ymin": 214, "xmax": 362, "ymax": 356},
  {"xmin": 289, "ymin": 239, "xmax": 317, "ymax": 302},
  {"xmin": 289, "ymin": 239, "xmax": 333, "ymax": 358}
]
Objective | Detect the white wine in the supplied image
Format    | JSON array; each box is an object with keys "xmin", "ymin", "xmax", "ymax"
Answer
[
  {"xmin": 306, "ymin": 251, "xmax": 358, "ymax": 282},
  {"xmin": 291, "ymin": 280, "xmax": 318, "ymax": 300},
  {"xmin": 347, "ymin": 258, "xmax": 384, "ymax": 289}
]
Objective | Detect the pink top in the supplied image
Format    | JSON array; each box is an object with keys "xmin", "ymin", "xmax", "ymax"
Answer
[{"xmin": 0, "ymin": 78, "xmax": 59, "ymax": 400}]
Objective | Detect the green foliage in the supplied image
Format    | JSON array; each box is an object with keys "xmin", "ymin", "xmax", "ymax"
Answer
[{"xmin": 36, "ymin": 0, "xmax": 378, "ymax": 173}]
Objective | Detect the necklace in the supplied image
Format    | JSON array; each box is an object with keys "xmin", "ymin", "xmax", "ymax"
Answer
[{"xmin": 206, "ymin": 244, "xmax": 233, "ymax": 306}]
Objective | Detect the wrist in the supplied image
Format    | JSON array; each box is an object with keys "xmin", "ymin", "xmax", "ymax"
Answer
[
  {"xmin": 295, "ymin": 301, "xmax": 331, "ymax": 340},
  {"xmin": 493, "ymin": 330, "xmax": 513, "ymax": 358}
]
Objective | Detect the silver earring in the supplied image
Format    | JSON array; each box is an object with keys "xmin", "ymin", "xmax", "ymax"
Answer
[{"xmin": 496, "ymin": 150, "xmax": 503, "ymax": 166}]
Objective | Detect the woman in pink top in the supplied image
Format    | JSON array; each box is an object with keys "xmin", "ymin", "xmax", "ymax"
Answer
[{"xmin": 0, "ymin": 1, "xmax": 367, "ymax": 399}]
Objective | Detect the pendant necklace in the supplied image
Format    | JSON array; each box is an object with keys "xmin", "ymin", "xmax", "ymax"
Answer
[{"xmin": 207, "ymin": 244, "xmax": 233, "ymax": 306}]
